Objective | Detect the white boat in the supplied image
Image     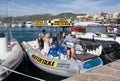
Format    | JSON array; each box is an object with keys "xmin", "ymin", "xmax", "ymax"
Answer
[
  {"xmin": 0, "ymin": 33, "xmax": 23, "ymax": 80},
  {"xmin": 76, "ymin": 32, "xmax": 120, "ymax": 53},
  {"xmin": 25, "ymin": 21, "xmax": 33, "ymax": 27},
  {"xmin": 21, "ymin": 39, "xmax": 103, "ymax": 77},
  {"xmin": 74, "ymin": 21, "xmax": 101, "ymax": 26},
  {"xmin": 76, "ymin": 32, "xmax": 120, "ymax": 44}
]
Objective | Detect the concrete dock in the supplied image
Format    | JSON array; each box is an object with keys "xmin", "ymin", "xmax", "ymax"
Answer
[{"xmin": 62, "ymin": 60, "xmax": 120, "ymax": 81}]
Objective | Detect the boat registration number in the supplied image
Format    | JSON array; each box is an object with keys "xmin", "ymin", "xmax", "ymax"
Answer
[{"xmin": 31, "ymin": 54, "xmax": 58, "ymax": 68}]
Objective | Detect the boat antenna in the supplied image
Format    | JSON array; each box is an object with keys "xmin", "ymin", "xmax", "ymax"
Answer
[{"xmin": 64, "ymin": 12, "xmax": 67, "ymax": 20}]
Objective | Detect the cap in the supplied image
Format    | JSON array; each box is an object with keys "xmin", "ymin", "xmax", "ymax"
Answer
[{"xmin": 71, "ymin": 31, "xmax": 76, "ymax": 36}]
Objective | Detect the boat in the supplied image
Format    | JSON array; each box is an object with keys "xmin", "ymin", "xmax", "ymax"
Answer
[
  {"xmin": 74, "ymin": 21, "xmax": 101, "ymax": 26},
  {"xmin": 76, "ymin": 32, "xmax": 120, "ymax": 53},
  {"xmin": 21, "ymin": 39, "xmax": 103, "ymax": 77},
  {"xmin": 25, "ymin": 21, "xmax": 33, "ymax": 27},
  {"xmin": 0, "ymin": 32, "xmax": 23, "ymax": 80}
]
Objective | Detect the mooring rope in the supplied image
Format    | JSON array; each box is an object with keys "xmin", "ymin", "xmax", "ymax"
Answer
[
  {"xmin": 0, "ymin": 65, "xmax": 45, "ymax": 81},
  {"xmin": 102, "ymin": 44, "xmax": 113, "ymax": 62}
]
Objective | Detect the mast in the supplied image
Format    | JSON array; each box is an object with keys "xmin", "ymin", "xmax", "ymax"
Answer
[{"xmin": 5, "ymin": 0, "xmax": 12, "ymax": 44}]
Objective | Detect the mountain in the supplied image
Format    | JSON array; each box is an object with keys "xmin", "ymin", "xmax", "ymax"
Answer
[
  {"xmin": 0, "ymin": 12, "xmax": 86, "ymax": 22},
  {"xmin": 14, "ymin": 12, "xmax": 86, "ymax": 21}
]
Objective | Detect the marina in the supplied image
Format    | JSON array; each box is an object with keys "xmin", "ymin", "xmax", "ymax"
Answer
[
  {"xmin": 0, "ymin": 26, "xmax": 119, "ymax": 81},
  {"xmin": 0, "ymin": 0, "xmax": 120, "ymax": 80}
]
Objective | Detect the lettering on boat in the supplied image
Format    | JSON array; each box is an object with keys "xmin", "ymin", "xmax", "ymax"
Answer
[
  {"xmin": 57, "ymin": 63, "xmax": 70, "ymax": 68},
  {"xmin": 31, "ymin": 54, "xmax": 58, "ymax": 68}
]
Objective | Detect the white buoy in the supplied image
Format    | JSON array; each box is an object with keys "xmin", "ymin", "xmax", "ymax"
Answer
[{"xmin": 0, "ymin": 33, "xmax": 7, "ymax": 59}]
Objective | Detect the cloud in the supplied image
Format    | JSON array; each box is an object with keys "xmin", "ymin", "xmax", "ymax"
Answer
[
  {"xmin": 4, "ymin": 1, "xmax": 63, "ymax": 16},
  {"xmin": 56, "ymin": 0, "xmax": 120, "ymax": 13},
  {"xmin": 0, "ymin": 0, "xmax": 120, "ymax": 16}
]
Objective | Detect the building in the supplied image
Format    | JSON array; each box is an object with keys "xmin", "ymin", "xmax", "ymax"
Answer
[{"xmin": 113, "ymin": 12, "xmax": 120, "ymax": 19}]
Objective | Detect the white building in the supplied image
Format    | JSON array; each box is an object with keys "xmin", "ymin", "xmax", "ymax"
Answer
[
  {"xmin": 106, "ymin": 13, "xmax": 113, "ymax": 19},
  {"xmin": 93, "ymin": 14, "xmax": 99, "ymax": 21},
  {"xmin": 113, "ymin": 12, "xmax": 120, "ymax": 19}
]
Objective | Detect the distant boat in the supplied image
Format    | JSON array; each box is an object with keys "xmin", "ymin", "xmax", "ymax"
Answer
[
  {"xmin": 10, "ymin": 23, "xmax": 18, "ymax": 28},
  {"xmin": 25, "ymin": 21, "xmax": 33, "ymax": 27},
  {"xmin": 0, "ymin": 32, "xmax": 23, "ymax": 80},
  {"xmin": 21, "ymin": 38, "xmax": 103, "ymax": 77},
  {"xmin": 74, "ymin": 21, "xmax": 101, "ymax": 26}
]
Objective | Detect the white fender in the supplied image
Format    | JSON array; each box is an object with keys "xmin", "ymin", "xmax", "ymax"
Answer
[
  {"xmin": 87, "ymin": 45, "xmax": 102, "ymax": 56},
  {"xmin": 115, "ymin": 37, "xmax": 120, "ymax": 44}
]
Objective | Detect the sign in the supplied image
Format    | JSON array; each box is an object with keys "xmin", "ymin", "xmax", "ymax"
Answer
[
  {"xmin": 31, "ymin": 54, "xmax": 58, "ymax": 68},
  {"xmin": 34, "ymin": 21, "xmax": 44, "ymax": 26},
  {"xmin": 53, "ymin": 20, "xmax": 69, "ymax": 26}
]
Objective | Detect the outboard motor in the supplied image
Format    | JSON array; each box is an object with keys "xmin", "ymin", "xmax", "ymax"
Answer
[{"xmin": 0, "ymin": 33, "xmax": 7, "ymax": 59}]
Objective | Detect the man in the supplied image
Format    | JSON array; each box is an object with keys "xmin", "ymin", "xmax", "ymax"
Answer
[{"xmin": 64, "ymin": 31, "xmax": 77, "ymax": 59}]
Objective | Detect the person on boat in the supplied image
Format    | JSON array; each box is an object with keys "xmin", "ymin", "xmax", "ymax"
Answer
[
  {"xmin": 40, "ymin": 32, "xmax": 51, "ymax": 56},
  {"xmin": 38, "ymin": 29, "xmax": 46, "ymax": 38},
  {"xmin": 38, "ymin": 32, "xmax": 44, "ymax": 50},
  {"xmin": 38, "ymin": 29, "xmax": 46, "ymax": 50},
  {"xmin": 64, "ymin": 31, "xmax": 78, "ymax": 59}
]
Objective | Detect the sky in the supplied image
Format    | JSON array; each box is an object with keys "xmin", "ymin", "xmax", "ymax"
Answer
[{"xmin": 0, "ymin": 0, "xmax": 120, "ymax": 17}]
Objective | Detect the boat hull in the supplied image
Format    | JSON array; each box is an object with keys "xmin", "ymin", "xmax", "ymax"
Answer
[
  {"xmin": 80, "ymin": 38, "xmax": 120, "ymax": 53},
  {"xmin": 22, "ymin": 41, "xmax": 103, "ymax": 77},
  {"xmin": 0, "ymin": 39, "xmax": 23, "ymax": 80}
]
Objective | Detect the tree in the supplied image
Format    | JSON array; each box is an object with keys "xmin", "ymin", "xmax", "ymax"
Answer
[
  {"xmin": 100, "ymin": 12, "xmax": 107, "ymax": 19},
  {"xmin": 86, "ymin": 15, "xmax": 93, "ymax": 21}
]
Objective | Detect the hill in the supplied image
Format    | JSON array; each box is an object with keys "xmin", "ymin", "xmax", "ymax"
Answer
[
  {"xmin": 14, "ymin": 12, "xmax": 86, "ymax": 22},
  {"xmin": 0, "ymin": 12, "xmax": 86, "ymax": 22}
]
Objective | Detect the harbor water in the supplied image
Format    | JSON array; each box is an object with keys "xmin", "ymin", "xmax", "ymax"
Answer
[{"xmin": 0, "ymin": 26, "xmax": 120, "ymax": 81}]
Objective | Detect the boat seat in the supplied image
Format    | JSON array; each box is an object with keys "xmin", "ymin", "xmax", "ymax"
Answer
[{"xmin": 75, "ymin": 53, "xmax": 98, "ymax": 61}]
